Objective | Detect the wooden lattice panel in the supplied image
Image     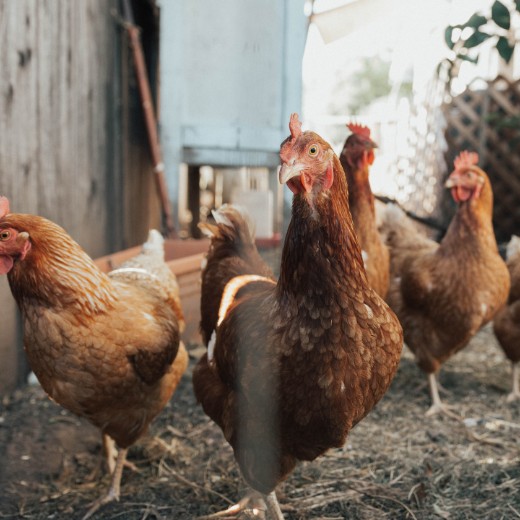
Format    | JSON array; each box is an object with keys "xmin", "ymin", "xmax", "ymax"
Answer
[{"xmin": 443, "ymin": 76, "xmax": 520, "ymax": 243}]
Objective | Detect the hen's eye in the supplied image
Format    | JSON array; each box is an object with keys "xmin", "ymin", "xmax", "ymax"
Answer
[
  {"xmin": 308, "ymin": 145, "xmax": 319, "ymax": 156},
  {"xmin": 0, "ymin": 230, "xmax": 11, "ymax": 240}
]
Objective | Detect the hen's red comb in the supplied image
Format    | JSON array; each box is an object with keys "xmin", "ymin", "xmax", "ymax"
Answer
[
  {"xmin": 0, "ymin": 196, "xmax": 10, "ymax": 218},
  {"xmin": 289, "ymin": 113, "xmax": 302, "ymax": 140},
  {"xmin": 454, "ymin": 151, "xmax": 479, "ymax": 170},
  {"xmin": 347, "ymin": 122, "xmax": 371, "ymax": 139}
]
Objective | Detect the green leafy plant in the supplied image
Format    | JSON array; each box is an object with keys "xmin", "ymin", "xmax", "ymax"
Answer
[{"xmin": 444, "ymin": 0, "xmax": 518, "ymax": 65}]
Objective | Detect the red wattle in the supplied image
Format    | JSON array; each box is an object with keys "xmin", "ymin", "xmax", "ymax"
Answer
[{"xmin": 0, "ymin": 255, "xmax": 14, "ymax": 274}]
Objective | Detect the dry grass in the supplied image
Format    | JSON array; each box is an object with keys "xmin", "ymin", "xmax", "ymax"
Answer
[{"xmin": 0, "ymin": 323, "xmax": 519, "ymax": 519}]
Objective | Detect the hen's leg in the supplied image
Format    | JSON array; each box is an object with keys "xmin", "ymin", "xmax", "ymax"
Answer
[
  {"xmin": 425, "ymin": 373, "xmax": 459, "ymax": 419},
  {"xmin": 507, "ymin": 363, "xmax": 520, "ymax": 402},
  {"xmin": 81, "ymin": 447, "xmax": 127, "ymax": 520},
  {"xmin": 102, "ymin": 434, "xmax": 138, "ymax": 473},
  {"xmin": 102, "ymin": 434, "xmax": 117, "ymax": 473},
  {"xmin": 265, "ymin": 491, "xmax": 284, "ymax": 520}
]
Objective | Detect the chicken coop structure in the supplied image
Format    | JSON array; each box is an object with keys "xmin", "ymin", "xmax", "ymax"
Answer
[{"xmin": 158, "ymin": 0, "xmax": 307, "ymax": 239}]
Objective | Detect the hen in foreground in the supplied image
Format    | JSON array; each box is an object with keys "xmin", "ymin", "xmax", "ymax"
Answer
[
  {"xmin": 493, "ymin": 235, "xmax": 520, "ymax": 401},
  {"xmin": 0, "ymin": 197, "xmax": 188, "ymax": 519},
  {"xmin": 381, "ymin": 152, "xmax": 510, "ymax": 416},
  {"xmin": 340, "ymin": 122, "xmax": 389, "ymax": 298},
  {"xmin": 192, "ymin": 114, "xmax": 403, "ymax": 518}
]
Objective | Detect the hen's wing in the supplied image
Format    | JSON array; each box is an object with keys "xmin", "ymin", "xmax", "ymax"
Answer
[
  {"xmin": 193, "ymin": 278, "xmax": 282, "ymax": 492},
  {"xmin": 494, "ymin": 237, "xmax": 520, "ymax": 364},
  {"xmin": 507, "ymin": 238, "xmax": 520, "ymax": 303}
]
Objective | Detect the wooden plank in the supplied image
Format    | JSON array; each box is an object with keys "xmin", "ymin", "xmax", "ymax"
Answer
[{"xmin": 93, "ymin": 238, "xmax": 209, "ymax": 272}]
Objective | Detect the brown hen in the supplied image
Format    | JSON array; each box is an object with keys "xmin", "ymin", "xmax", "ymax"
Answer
[
  {"xmin": 0, "ymin": 196, "xmax": 188, "ymax": 519},
  {"xmin": 340, "ymin": 122, "xmax": 389, "ymax": 298},
  {"xmin": 493, "ymin": 235, "xmax": 520, "ymax": 401},
  {"xmin": 192, "ymin": 114, "xmax": 403, "ymax": 518},
  {"xmin": 381, "ymin": 151, "xmax": 510, "ymax": 416}
]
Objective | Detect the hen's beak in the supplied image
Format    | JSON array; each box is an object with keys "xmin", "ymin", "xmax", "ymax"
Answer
[
  {"xmin": 444, "ymin": 176, "xmax": 456, "ymax": 188},
  {"xmin": 279, "ymin": 160, "xmax": 304, "ymax": 185}
]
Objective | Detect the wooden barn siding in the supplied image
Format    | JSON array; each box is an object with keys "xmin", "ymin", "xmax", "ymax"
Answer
[
  {"xmin": 0, "ymin": 0, "xmax": 161, "ymax": 392},
  {"xmin": 0, "ymin": 0, "xmax": 120, "ymax": 254}
]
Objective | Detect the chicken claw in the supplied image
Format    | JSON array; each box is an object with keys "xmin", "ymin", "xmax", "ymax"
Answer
[
  {"xmin": 198, "ymin": 491, "xmax": 284, "ymax": 520},
  {"xmin": 425, "ymin": 373, "xmax": 461, "ymax": 420},
  {"xmin": 425, "ymin": 402, "xmax": 461, "ymax": 420}
]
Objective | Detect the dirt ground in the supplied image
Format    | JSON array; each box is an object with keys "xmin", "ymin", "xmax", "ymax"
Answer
[{"xmin": 0, "ymin": 322, "xmax": 519, "ymax": 520}]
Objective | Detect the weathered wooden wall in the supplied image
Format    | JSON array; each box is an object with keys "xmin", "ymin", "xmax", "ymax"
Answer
[
  {"xmin": 0, "ymin": 0, "xmax": 161, "ymax": 392},
  {"xmin": 0, "ymin": 0, "xmax": 121, "ymax": 255}
]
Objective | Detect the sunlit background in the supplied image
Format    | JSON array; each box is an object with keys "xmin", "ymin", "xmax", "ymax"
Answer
[
  {"xmin": 172, "ymin": 0, "xmax": 520, "ymax": 241},
  {"xmin": 303, "ymin": 0, "xmax": 519, "ymax": 198}
]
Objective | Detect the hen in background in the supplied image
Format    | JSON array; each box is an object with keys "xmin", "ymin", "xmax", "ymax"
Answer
[
  {"xmin": 381, "ymin": 152, "xmax": 510, "ymax": 416},
  {"xmin": 0, "ymin": 196, "xmax": 188, "ymax": 519},
  {"xmin": 493, "ymin": 235, "xmax": 520, "ymax": 401},
  {"xmin": 340, "ymin": 122, "xmax": 389, "ymax": 298},
  {"xmin": 192, "ymin": 114, "xmax": 403, "ymax": 519}
]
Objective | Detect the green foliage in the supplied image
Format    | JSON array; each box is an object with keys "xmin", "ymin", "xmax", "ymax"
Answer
[
  {"xmin": 327, "ymin": 56, "xmax": 390, "ymax": 116},
  {"xmin": 492, "ymin": 0, "xmax": 511, "ymax": 29},
  {"xmin": 328, "ymin": 56, "xmax": 412, "ymax": 118},
  {"xmin": 444, "ymin": 0, "xmax": 518, "ymax": 65},
  {"xmin": 497, "ymin": 35, "xmax": 515, "ymax": 61},
  {"xmin": 347, "ymin": 57, "xmax": 393, "ymax": 115}
]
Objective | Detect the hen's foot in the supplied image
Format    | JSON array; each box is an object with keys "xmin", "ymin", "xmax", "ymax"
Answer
[
  {"xmin": 426, "ymin": 373, "xmax": 460, "ymax": 420},
  {"xmin": 81, "ymin": 488, "xmax": 119, "ymax": 520},
  {"xmin": 425, "ymin": 402, "xmax": 460, "ymax": 420},
  {"xmin": 198, "ymin": 491, "xmax": 284, "ymax": 519},
  {"xmin": 416, "ymin": 378, "xmax": 451, "ymax": 396},
  {"xmin": 81, "ymin": 489, "xmax": 119, "ymax": 520},
  {"xmin": 197, "ymin": 494, "xmax": 265, "ymax": 518},
  {"xmin": 506, "ymin": 391, "xmax": 520, "ymax": 403}
]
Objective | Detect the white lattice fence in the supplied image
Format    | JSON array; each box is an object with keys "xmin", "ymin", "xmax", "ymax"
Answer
[{"xmin": 391, "ymin": 76, "xmax": 450, "ymax": 231}]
